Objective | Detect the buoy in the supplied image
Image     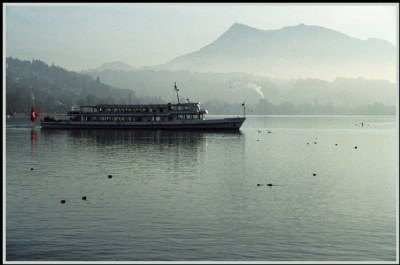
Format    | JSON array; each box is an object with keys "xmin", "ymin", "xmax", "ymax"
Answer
[
  {"xmin": 335, "ymin": 144, "xmax": 338, "ymax": 146},
  {"xmin": 82, "ymin": 196, "xmax": 87, "ymax": 200},
  {"xmin": 313, "ymin": 173, "xmax": 317, "ymax": 176},
  {"xmin": 60, "ymin": 200, "xmax": 66, "ymax": 204},
  {"xmin": 257, "ymin": 184, "xmax": 262, "ymax": 186},
  {"xmin": 31, "ymin": 168, "xmax": 34, "ymax": 170},
  {"xmin": 266, "ymin": 183, "xmax": 273, "ymax": 186},
  {"xmin": 108, "ymin": 175, "xmax": 112, "ymax": 178},
  {"xmin": 354, "ymin": 146, "xmax": 357, "ymax": 149}
]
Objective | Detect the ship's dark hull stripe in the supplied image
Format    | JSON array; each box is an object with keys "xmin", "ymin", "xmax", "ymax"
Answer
[{"xmin": 40, "ymin": 118, "xmax": 245, "ymax": 130}]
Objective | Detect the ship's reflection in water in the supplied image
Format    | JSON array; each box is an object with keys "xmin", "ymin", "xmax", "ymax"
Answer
[
  {"xmin": 41, "ymin": 129, "xmax": 242, "ymax": 146},
  {"xmin": 40, "ymin": 129, "xmax": 244, "ymax": 180},
  {"xmin": 30, "ymin": 128, "xmax": 37, "ymax": 153},
  {"xmin": 70, "ymin": 129, "xmax": 221, "ymax": 145}
]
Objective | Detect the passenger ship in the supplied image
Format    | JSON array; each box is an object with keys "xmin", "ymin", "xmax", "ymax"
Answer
[{"xmin": 40, "ymin": 84, "xmax": 246, "ymax": 130}]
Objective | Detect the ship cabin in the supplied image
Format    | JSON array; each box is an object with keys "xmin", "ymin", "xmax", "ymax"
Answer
[{"xmin": 67, "ymin": 102, "xmax": 209, "ymax": 123}]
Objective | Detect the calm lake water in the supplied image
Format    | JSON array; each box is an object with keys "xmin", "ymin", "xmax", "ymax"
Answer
[{"xmin": 5, "ymin": 115, "xmax": 398, "ymax": 262}]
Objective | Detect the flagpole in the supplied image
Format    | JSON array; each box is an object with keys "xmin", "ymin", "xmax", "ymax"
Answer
[
  {"xmin": 174, "ymin": 82, "xmax": 180, "ymax": 104},
  {"xmin": 30, "ymin": 88, "xmax": 38, "ymax": 123}
]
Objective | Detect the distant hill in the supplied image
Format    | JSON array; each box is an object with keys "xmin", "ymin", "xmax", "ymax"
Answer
[
  {"xmin": 84, "ymin": 67, "xmax": 397, "ymax": 114},
  {"xmin": 160, "ymin": 23, "xmax": 396, "ymax": 82},
  {"xmin": 83, "ymin": 61, "xmax": 136, "ymax": 72},
  {"xmin": 6, "ymin": 57, "xmax": 396, "ymax": 115},
  {"xmin": 5, "ymin": 57, "xmax": 161, "ymax": 115},
  {"xmin": 8, "ymin": 20, "xmax": 399, "ymax": 116}
]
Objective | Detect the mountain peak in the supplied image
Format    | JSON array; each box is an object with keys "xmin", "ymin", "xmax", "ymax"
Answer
[
  {"xmin": 224, "ymin": 23, "xmax": 338, "ymax": 38},
  {"xmin": 290, "ymin": 23, "xmax": 307, "ymax": 28},
  {"xmin": 230, "ymin": 22, "xmax": 252, "ymax": 29},
  {"xmin": 225, "ymin": 23, "xmax": 257, "ymax": 33},
  {"xmin": 281, "ymin": 23, "xmax": 321, "ymax": 31},
  {"xmin": 99, "ymin": 61, "xmax": 135, "ymax": 71},
  {"xmin": 164, "ymin": 22, "xmax": 396, "ymax": 82},
  {"xmin": 217, "ymin": 23, "xmax": 263, "ymax": 41},
  {"xmin": 84, "ymin": 61, "xmax": 136, "ymax": 72}
]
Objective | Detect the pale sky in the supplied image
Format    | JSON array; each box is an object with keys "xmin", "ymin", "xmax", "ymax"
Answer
[{"xmin": 4, "ymin": 3, "xmax": 399, "ymax": 71}]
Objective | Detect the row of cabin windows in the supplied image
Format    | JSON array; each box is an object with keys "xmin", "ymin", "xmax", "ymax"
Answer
[
  {"xmin": 75, "ymin": 114, "xmax": 204, "ymax": 122},
  {"xmin": 97, "ymin": 107, "xmax": 162, "ymax": 113},
  {"xmin": 169, "ymin": 105, "xmax": 199, "ymax": 111},
  {"xmin": 176, "ymin": 114, "xmax": 202, "ymax": 120},
  {"xmin": 96, "ymin": 105, "xmax": 197, "ymax": 113}
]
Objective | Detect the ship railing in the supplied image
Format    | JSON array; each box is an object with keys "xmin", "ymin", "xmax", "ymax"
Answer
[{"xmin": 68, "ymin": 110, "xmax": 205, "ymax": 116}]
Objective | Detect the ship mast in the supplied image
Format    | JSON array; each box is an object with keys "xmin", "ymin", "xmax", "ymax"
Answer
[{"xmin": 174, "ymin": 82, "xmax": 181, "ymax": 104}]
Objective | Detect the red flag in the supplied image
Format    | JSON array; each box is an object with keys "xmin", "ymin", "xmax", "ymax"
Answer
[{"xmin": 31, "ymin": 107, "xmax": 38, "ymax": 122}]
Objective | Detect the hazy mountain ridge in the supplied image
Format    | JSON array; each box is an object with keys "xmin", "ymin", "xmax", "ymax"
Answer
[
  {"xmin": 5, "ymin": 58, "xmax": 160, "ymax": 114},
  {"xmin": 6, "ymin": 23, "xmax": 398, "ymax": 115},
  {"xmin": 160, "ymin": 23, "xmax": 396, "ymax": 81},
  {"xmin": 6, "ymin": 57, "xmax": 396, "ymax": 115},
  {"xmin": 85, "ymin": 67, "xmax": 397, "ymax": 110}
]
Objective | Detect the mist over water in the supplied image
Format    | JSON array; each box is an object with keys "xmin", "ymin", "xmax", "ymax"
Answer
[{"xmin": 5, "ymin": 115, "xmax": 397, "ymax": 261}]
